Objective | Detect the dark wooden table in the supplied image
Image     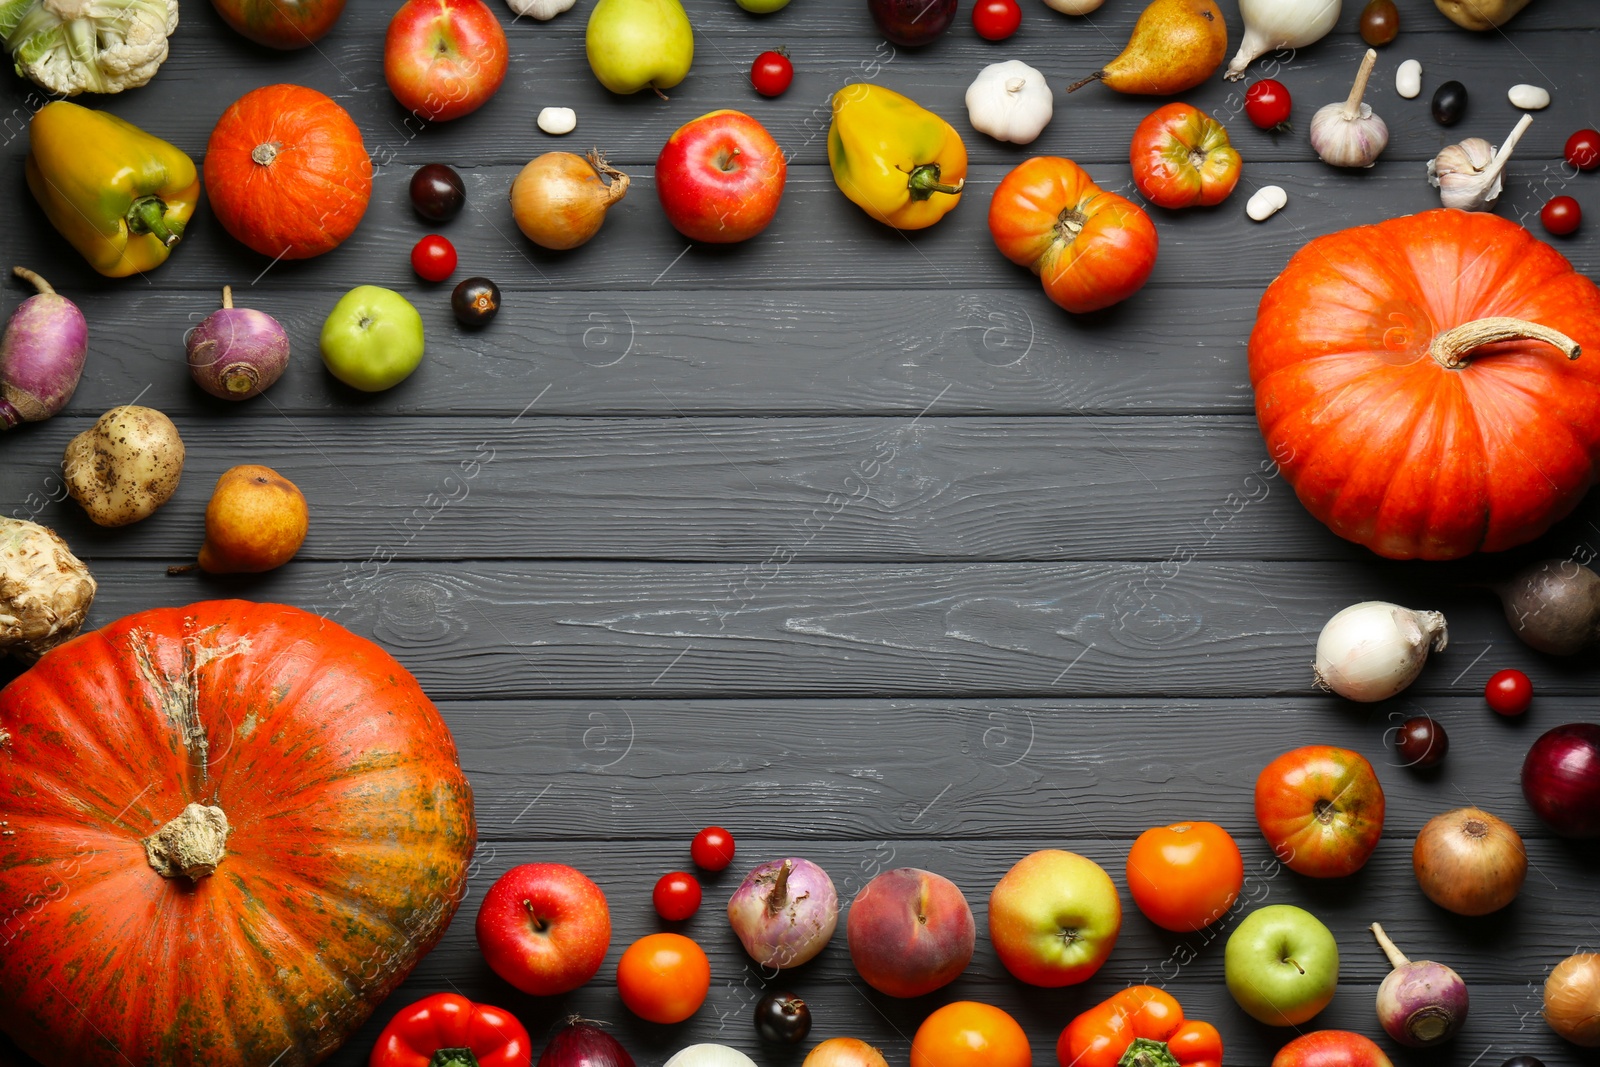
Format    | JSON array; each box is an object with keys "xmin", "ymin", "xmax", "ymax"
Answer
[{"xmin": 3, "ymin": 0, "xmax": 1599, "ymax": 1064}]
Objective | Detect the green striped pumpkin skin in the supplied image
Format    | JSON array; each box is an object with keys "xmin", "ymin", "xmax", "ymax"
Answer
[{"xmin": 0, "ymin": 601, "xmax": 476, "ymax": 1067}]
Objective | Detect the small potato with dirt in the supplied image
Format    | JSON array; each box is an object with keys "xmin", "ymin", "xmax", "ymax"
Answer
[{"xmin": 63, "ymin": 406, "xmax": 185, "ymax": 527}]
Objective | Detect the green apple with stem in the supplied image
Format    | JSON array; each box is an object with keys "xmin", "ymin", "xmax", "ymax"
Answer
[
  {"xmin": 586, "ymin": 0, "xmax": 693, "ymax": 95},
  {"xmin": 1225, "ymin": 904, "xmax": 1340, "ymax": 1026},
  {"xmin": 320, "ymin": 286, "xmax": 425, "ymax": 392}
]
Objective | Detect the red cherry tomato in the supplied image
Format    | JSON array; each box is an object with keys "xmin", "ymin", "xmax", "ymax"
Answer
[
  {"xmin": 750, "ymin": 49, "xmax": 793, "ymax": 98},
  {"xmin": 1244, "ymin": 79, "xmax": 1292, "ymax": 131},
  {"xmin": 1485, "ymin": 668, "xmax": 1534, "ymax": 716},
  {"xmin": 652, "ymin": 871, "xmax": 703, "ymax": 921},
  {"xmin": 410, "ymin": 234, "xmax": 457, "ymax": 282},
  {"xmin": 690, "ymin": 826, "xmax": 735, "ymax": 871},
  {"xmin": 1542, "ymin": 195, "xmax": 1582, "ymax": 236},
  {"xmin": 972, "ymin": 0, "xmax": 1021, "ymax": 40},
  {"xmin": 1566, "ymin": 129, "xmax": 1600, "ymax": 171}
]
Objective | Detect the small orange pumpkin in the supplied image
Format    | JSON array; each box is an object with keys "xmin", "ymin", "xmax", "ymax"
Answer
[{"xmin": 205, "ymin": 84, "xmax": 373, "ymax": 260}]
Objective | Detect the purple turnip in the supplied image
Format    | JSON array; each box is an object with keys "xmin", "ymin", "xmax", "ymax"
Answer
[
  {"xmin": 0, "ymin": 267, "xmax": 87, "ymax": 430},
  {"xmin": 187, "ymin": 286, "xmax": 289, "ymax": 401},
  {"xmin": 1371, "ymin": 921, "xmax": 1469, "ymax": 1046}
]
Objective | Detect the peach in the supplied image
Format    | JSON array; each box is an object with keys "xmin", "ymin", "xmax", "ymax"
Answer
[{"xmin": 846, "ymin": 867, "xmax": 975, "ymax": 997}]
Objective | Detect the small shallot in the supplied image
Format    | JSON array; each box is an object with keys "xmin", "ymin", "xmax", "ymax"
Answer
[
  {"xmin": 510, "ymin": 150, "xmax": 630, "ymax": 251},
  {"xmin": 727, "ymin": 857, "xmax": 838, "ymax": 969},
  {"xmin": 1312, "ymin": 48, "xmax": 1388, "ymax": 168},
  {"xmin": 1371, "ymin": 922, "xmax": 1469, "ymax": 1046},
  {"xmin": 1314, "ymin": 600, "xmax": 1446, "ymax": 702},
  {"xmin": 1428, "ymin": 114, "xmax": 1532, "ymax": 212}
]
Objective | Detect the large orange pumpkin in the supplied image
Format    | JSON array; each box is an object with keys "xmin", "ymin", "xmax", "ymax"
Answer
[
  {"xmin": 205, "ymin": 84, "xmax": 373, "ymax": 260},
  {"xmin": 1250, "ymin": 209, "xmax": 1600, "ymax": 559},
  {"xmin": 0, "ymin": 601, "xmax": 475, "ymax": 1066}
]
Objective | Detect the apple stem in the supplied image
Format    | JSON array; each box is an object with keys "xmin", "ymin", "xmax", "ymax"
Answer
[
  {"xmin": 1284, "ymin": 956, "xmax": 1304, "ymax": 975},
  {"xmin": 167, "ymin": 562, "xmax": 198, "ymax": 576},
  {"xmin": 653, "ymin": 86, "xmax": 669, "ymax": 101},
  {"xmin": 1370, "ymin": 922, "xmax": 1411, "ymax": 969},
  {"xmin": 523, "ymin": 899, "xmax": 548, "ymax": 932}
]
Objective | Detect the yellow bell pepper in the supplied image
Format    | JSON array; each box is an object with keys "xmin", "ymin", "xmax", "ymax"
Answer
[
  {"xmin": 827, "ymin": 83, "xmax": 967, "ymax": 231},
  {"xmin": 25, "ymin": 102, "xmax": 199, "ymax": 278}
]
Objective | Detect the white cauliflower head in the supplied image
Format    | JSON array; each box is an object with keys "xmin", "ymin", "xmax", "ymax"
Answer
[{"xmin": 0, "ymin": 0, "xmax": 178, "ymax": 95}]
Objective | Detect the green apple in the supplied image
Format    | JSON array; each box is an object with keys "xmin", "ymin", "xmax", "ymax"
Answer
[
  {"xmin": 735, "ymin": 0, "xmax": 791, "ymax": 12},
  {"xmin": 320, "ymin": 286, "xmax": 425, "ymax": 392},
  {"xmin": 1225, "ymin": 904, "xmax": 1339, "ymax": 1026},
  {"xmin": 988, "ymin": 849, "xmax": 1122, "ymax": 987},
  {"xmin": 585, "ymin": 0, "xmax": 693, "ymax": 95}
]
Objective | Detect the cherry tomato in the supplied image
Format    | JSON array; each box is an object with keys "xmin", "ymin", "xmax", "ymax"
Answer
[
  {"xmin": 1244, "ymin": 79, "xmax": 1292, "ymax": 131},
  {"xmin": 409, "ymin": 163, "xmax": 466, "ymax": 222},
  {"xmin": 652, "ymin": 871, "xmax": 703, "ymax": 921},
  {"xmin": 1542, "ymin": 195, "xmax": 1582, "ymax": 236},
  {"xmin": 754, "ymin": 992, "xmax": 812, "ymax": 1044},
  {"xmin": 1565, "ymin": 129, "xmax": 1600, "ymax": 171},
  {"xmin": 691, "ymin": 826, "xmax": 735, "ymax": 871},
  {"xmin": 911, "ymin": 1002, "xmax": 1031, "ymax": 1067},
  {"xmin": 409, "ymin": 234, "xmax": 457, "ymax": 282},
  {"xmin": 1394, "ymin": 715, "xmax": 1449, "ymax": 768},
  {"xmin": 971, "ymin": 0, "xmax": 1021, "ymax": 40},
  {"xmin": 451, "ymin": 276, "xmax": 501, "ymax": 326},
  {"xmin": 1486, "ymin": 668, "xmax": 1534, "ymax": 716},
  {"xmin": 1125, "ymin": 821, "xmax": 1244, "ymax": 932},
  {"xmin": 617, "ymin": 933, "xmax": 711, "ymax": 1024},
  {"xmin": 750, "ymin": 49, "xmax": 793, "ymax": 98}
]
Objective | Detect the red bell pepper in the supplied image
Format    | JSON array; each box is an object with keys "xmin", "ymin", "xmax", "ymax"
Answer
[
  {"xmin": 1057, "ymin": 985, "xmax": 1223, "ymax": 1067},
  {"xmin": 370, "ymin": 994, "xmax": 532, "ymax": 1067}
]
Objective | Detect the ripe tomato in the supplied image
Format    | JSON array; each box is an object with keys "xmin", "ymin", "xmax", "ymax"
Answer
[
  {"xmin": 652, "ymin": 871, "xmax": 703, "ymax": 920},
  {"xmin": 972, "ymin": 0, "xmax": 1021, "ymax": 40},
  {"xmin": 911, "ymin": 1002, "xmax": 1031, "ymax": 1067},
  {"xmin": 617, "ymin": 933, "xmax": 711, "ymax": 1024},
  {"xmin": 691, "ymin": 826, "xmax": 735, "ymax": 870},
  {"xmin": 1125, "ymin": 822, "xmax": 1243, "ymax": 932},
  {"xmin": 750, "ymin": 49, "xmax": 793, "ymax": 98},
  {"xmin": 410, "ymin": 234, "xmax": 457, "ymax": 282},
  {"xmin": 1566, "ymin": 129, "xmax": 1600, "ymax": 171},
  {"xmin": 1254, "ymin": 745, "xmax": 1385, "ymax": 878},
  {"xmin": 989, "ymin": 156, "xmax": 1159, "ymax": 314},
  {"xmin": 1129, "ymin": 103, "xmax": 1242, "ymax": 209},
  {"xmin": 1244, "ymin": 79, "xmax": 1291, "ymax": 130},
  {"xmin": 1542, "ymin": 195, "xmax": 1582, "ymax": 236},
  {"xmin": 1485, "ymin": 668, "xmax": 1534, "ymax": 716}
]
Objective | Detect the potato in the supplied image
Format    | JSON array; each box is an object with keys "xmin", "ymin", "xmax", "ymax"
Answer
[
  {"xmin": 63, "ymin": 405, "xmax": 185, "ymax": 527},
  {"xmin": 1434, "ymin": 0, "xmax": 1532, "ymax": 30}
]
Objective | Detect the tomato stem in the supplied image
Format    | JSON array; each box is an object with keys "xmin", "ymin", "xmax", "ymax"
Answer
[{"xmin": 1428, "ymin": 316, "xmax": 1581, "ymax": 369}]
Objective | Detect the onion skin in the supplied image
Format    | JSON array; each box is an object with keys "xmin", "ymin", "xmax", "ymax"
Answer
[
  {"xmin": 1412, "ymin": 807, "xmax": 1526, "ymax": 916},
  {"xmin": 510, "ymin": 150, "xmax": 630, "ymax": 251},
  {"xmin": 804, "ymin": 1038, "xmax": 891, "ymax": 1067},
  {"xmin": 1521, "ymin": 724, "xmax": 1600, "ymax": 839},
  {"xmin": 187, "ymin": 286, "xmax": 290, "ymax": 401},
  {"xmin": 1545, "ymin": 953, "xmax": 1600, "ymax": 1047},
  {"xmin": 1371, "ymin": 923, "xmax": 1468, "ymax": 1047},
  {"xmin": 538, "ymin": 1020, "xmax": 637, "ymax": 1067},
  {"xmin": 1494, "ymin": 559, "xmax": 1600, "ymax": 655},
  {"xmin": 1, "ymin": 268, "xmax": 87, "ymax": 430},
  {"xmin": 727, "ymin": 858, "xmax": 839, "ymax": 969}
]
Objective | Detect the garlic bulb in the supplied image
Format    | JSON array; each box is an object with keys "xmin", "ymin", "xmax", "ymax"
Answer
[
  {"xmin": 966, "ymin": 61, "xmax": 1053, "ymax": 144},
  {"xmin": 1226, "ymin": 0, "xmax": 1342, "ymax": 81},
  {"xmin": 1428, "ymin": 113, "xmax": 1532, "ymax": 212},
  {"xmin": 0, "ymin": 516, "xmax": 96, "ymax": 661},
  {"xmin": 1312, "ymin": 49, "xmax": 1388, "ymax": 168},
  {"xmin": 1314, "ymin": 601, "xmax": 1448, "ymax": 702},
  {"xmin": 506, "ymin": 0, "xmax": 575, "ymax": 17}
]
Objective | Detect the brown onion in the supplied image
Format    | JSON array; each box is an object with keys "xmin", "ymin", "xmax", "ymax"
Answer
[
  {"xmin": 803, "ymin": 1038, "xmax": 891, "ymax": 1067},
  {"xmin": 510, "ymin": 150, "xmax": 630, "ymax": 250},
  {"xmin": 1413, "ymin": 807, "xmax": 1527, "ymax": 916},
  {"xmin": 1545, "ymin": 953, "xmax": 1600, "ymax": 1047}
]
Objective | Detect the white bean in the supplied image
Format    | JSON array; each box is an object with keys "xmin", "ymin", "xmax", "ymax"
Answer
[
  {"xmin": 538, "ymin": 107, "xmax": 577, "ymax": 135},
  {"xmin": 1508, "ymin": 84, "xmax": 1551, "ymax": 110},
  {"xmin": 1396, "ymin": 60, "xmax": 1422, "ymax": 100},
  {"xmin": 1247, "ymin": 185, "xmax": 1288, "ymax": 222}
]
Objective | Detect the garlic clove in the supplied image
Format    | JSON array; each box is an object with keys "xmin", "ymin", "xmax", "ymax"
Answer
[
  {"xmin": 1508, "ymin": 83, "xmax": 1550, "ymax": 110},
  {"xmin": 1396, "ymin": 59, "xmax": 1422, "ymax": 99},
  {"xmin": 538, "ymin": 106, "xmax": 577, "ymax": 135},
  {"xmin": 1247, "ymin": 185, "xmax": 1288, "ymax": 221}
]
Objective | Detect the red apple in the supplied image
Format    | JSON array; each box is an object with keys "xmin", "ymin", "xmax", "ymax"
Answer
[
  {"xmin": 1272, "ymin": 1031, "xmax": 1394, "ymax": 1067},
  {"xmin": 989, "ymin": 849, "xmax": 1122, "ymax": 987},
  {"xmin": 656, "ymin": 109, "xmax": 787, "ymax": 244},
  {"xmin": 475, "ymin": 863, "xmax": 611, "ymax": 996},
  {"xmin": 847, "ymin": 868, "xmax": 975, "ymax": 998},
  {"xmin": 385, "ymin": 0, "xmax": 508, "ymax": 122}
]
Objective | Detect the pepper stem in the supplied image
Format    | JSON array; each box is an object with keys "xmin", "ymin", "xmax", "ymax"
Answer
[
  {"xmin": 127, "ymin": 197, "xmax": 182, "ymax": 248},
  {"xmin": 1428, "ymin": 316, "xmax": 1581, "ymax": 369},
  {"xmin": 906, "ymin": 163, "xmax": 964, "ymax": 202},
  {"xmin": 1370, "ymin": 922, "xmax": 1412, "ymax": 970},
  {"xmin": 428, "ymin": 1050, "xmax": 481, "ymax": 1067},
  {"xmin": 1118, "ymin": 1037, "xmax": 1181, "ymax": 1067},
  {"xmin": 1342, "ymin": 49, "xmax": 1378, "ymax": 121},
  {"xmin": 11, "ymin": 266, "xmax": 55, "ymax": 295}
]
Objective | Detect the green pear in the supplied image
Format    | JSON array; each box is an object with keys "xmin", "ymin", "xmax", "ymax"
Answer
[{"xmin": 586, "ymin": 0, "xmax": 694, "ymax": 95}]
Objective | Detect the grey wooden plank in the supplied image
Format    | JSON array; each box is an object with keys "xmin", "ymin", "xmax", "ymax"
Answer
[{"xmin": 22, "ymin": 560, "xmax": 1596, "ymax": 698}]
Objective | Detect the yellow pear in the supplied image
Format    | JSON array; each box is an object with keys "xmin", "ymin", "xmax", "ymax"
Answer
[
  {"xmin": 1067, "ymin": 0, "xmax": 1228, "ymax": 95},
  {"xmin": 195, "ymin": 465, "xmax": 309, "ymax": 575}
]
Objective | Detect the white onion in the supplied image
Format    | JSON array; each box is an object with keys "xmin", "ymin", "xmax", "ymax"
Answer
[
  {"xmin": 1226, "ymin": 0, "xmax": 1342, "ymax": 81},
  {"xmin": 1313, "ymin": 601, "xmax": 1447, "ymax": 702},
  {"xmin": 665, "ymin": 1044, "xmax": 759, "ymax": 1067}
]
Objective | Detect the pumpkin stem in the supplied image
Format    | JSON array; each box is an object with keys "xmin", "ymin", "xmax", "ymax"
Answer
[
  {"xmin": 143, "ymin": 803, "xmax": 230, "ymax": 881},
  {"xmin": 1428, "ymin": 316, "xmax": 1582, "ymax": 369},
  {"xmin": 251, "ymin": 142, "xmax": 281, "ymax": 167}
]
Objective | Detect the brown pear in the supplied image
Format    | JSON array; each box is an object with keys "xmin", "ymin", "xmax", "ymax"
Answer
[
  {"xmin": 1067, "ymin": 0, "xmax": 1228, "ymax": 95},
  {"xmin": 194, "ymin": 465, "xmax": 309, "ymax": 575}
]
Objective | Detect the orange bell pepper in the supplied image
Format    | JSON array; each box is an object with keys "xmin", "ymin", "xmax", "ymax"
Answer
[{"xmin": 1057, "ymin": 986, "xmax": 1223, "ymax": 1067}]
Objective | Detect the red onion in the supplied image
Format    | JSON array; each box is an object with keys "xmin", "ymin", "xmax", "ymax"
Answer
[
  {"xmin": 1371, "ymin": 922, "xmax": 1469, "ymax": 1046},
  {"xmin": 538, "ymin": 1019, "xmax": 636, "ymax": 1067},
  {"xmin": 1, "ymin": 267, "xmax": 86, "ymax": 430},
  {"xmin": 1522, "ymin": 723, "xmax": 1600, "ymax": 839},
  {"xmin": 727, "ymin": 858, "xmax": 838, "ymax": 969},
  {"xmin": 187, "ymin": 285, "xmax": 289, "ymax": 401}
]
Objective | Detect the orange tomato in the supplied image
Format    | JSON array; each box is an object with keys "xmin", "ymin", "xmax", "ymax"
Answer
[
  {"xmin": 911, "ymin": 1001, "xmax": 1032, "ymax": 1067},
  {"xmin": 1125, "ymin": 822, "xmax": 1243, "ymax": 932},
  {"xmin": 616, "ymin": 933, "xmax": 711, "ymax": 1024}
]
